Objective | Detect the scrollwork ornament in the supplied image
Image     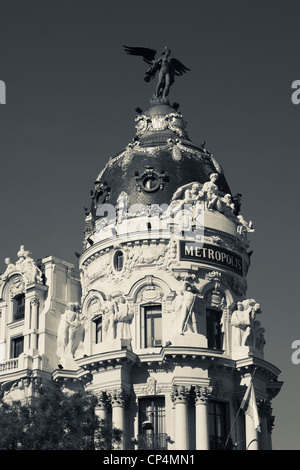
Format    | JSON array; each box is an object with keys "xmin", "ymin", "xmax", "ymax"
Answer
[{"xmin": 135, "ymin": 114, "xmax": 150, "ymax": 135}]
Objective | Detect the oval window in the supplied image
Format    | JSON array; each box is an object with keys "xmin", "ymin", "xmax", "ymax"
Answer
[
  {"xmin": 114, "ymin": 250, "xmax": 124, "ymax": 272},
  {"xmin": 142, "ymin": 175, "xmax": 160, "ymax": 192}
]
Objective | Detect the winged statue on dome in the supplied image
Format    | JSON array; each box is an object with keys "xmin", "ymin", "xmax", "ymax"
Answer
[{"xmin": 123, "ymin": 45, "xmax": 190, "ymax": 102}]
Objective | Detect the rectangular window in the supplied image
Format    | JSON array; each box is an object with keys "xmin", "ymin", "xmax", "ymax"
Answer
[
  {"xmin": 208, "ymin": 400, "xmax": 231, "ymax": 450},
  {"xmin": 11, "ymin": 336, "xmax": 24, "ymax": 358},
  {"xmin": 13, "ymin": 294, "xmax": 25, "ymax": 321},
  {"xmin": 142, "ymin": 305, "xmax": 162, "ymax": 348},
  {"xmin": 206, "ymin": 308, "xmax": 222, "ymax": 349},
  {"xmin": 138, "ymin": 397, "xmax": 167, "ymax": 450},
  {"xmin": 95, "ymin": 317, "xmax": 103, "ymax": 344}
]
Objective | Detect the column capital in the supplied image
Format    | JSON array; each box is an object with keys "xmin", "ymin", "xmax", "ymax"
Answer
[
  {"xmin": 194, "ymin": 385, "xmax": 213, "ymax": 404},
  {"xmin": 170, "ymin": 385, "xmax": 191, "ymax": 404},
  {"xmin": 96, "ymin": 391, "xmax": 109, "ymax": 410},
  {"xmin": 267, "ymin": 415, "xmax": 275, "ymax": 434},
  {"xmin": 30, "ymin": 297, "xmax": 40, "ymax": 306},
  {"xmin": 109, "ymin": 388, "xmax": 130, "ymax": 407},
  {"xmin": 258, "ymin": 398, "xmax": 272, "ymax": 418}
]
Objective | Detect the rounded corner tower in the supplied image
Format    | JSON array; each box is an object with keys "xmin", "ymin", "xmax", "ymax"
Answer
[{"xmin": 58, "ymin": 48, "xmax": 282, "ymax": 451}]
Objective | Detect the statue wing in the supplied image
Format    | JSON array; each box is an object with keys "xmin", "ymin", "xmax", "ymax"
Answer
[
  {"xmin": 170, "ymin": 57, "xmax": 191, "ymax": 76},
  {"xmin": 123, "ymin": 45, "xmax": 157, "ymax": 65}
]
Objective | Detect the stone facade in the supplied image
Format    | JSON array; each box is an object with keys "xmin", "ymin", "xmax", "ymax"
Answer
[{"xmin": 0, "ymin": 100, "xmax": 282, "ymax": 450}]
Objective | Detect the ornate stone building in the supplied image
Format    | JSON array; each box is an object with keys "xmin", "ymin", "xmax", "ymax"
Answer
[{"xmin": 0, "ymin": 52, "xmax": 282, "ymax": 450}]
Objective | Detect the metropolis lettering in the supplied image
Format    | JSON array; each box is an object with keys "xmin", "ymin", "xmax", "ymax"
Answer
[{"xmin": 180, "ymin": 240, "xmax": 244, "ymax": 276}]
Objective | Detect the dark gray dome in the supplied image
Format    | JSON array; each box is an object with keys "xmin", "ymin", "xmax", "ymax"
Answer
[{"xmin": 90, "ymin": 102, "xmax": 231, "ymax": 220}]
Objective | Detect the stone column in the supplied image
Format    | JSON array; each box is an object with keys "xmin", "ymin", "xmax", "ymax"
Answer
[
  {"xmin": 258, "ymin": 400, "xmax": 272, "ymax": 450},
  {"xmin": 95, "ymin": 391, "xmax": 108, "ymax": 422},
  {"xmin": 267, "ymin": 414, "xmax": 275, "ymax": 450},
  {"xmin": 110, "ymin": 389, "xmax": 127, "ymax": 449},
  {"xmin": 245, "ymin": 413, "xmax": 260, "ymax": 450},
  {"xmin": 194, "ymin": 385, "xmax": 212, "ymax": 450},
  {"xmin": 171, "ymin": 385, "xmax": 190, "ymax": 450},
  {"xmin": 30, "ymin": 298, "xmax": 39, "ymax": 350}
]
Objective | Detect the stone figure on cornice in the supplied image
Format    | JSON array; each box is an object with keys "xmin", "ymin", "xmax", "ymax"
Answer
[
  {"xmin": 0, "ymin": 258, "xmax": 16, "ymax": 282},
  {"xmin": 231, "ymin": 299, "xmax": 263, "ymax": 350},
  {"xmin": 15, "ymin": 245, "xmax": 43, "ymax": 285},
  {"xmin": 57, "ymin": 302, "xmax": 86, "ymax": 364},
  {"xmin": 171, "ymin": 181, "xmax": 203, "ymax": 204},
  {"xmin": 169, "ymin": 176, "xmax": 255, "ymax": 240},
  {"xmin": 101, "ymin": 295, "xmax": 117, "ymax": 342},
  {"xmin": 67, "ymin": 302, "xmax": 86, "ymax": 358},
  {"xmin": 114, "ymin": 297, "xmax": 134, "ymax": 341},
  {"xmin": 231, "ymin": 302, "xmax": 247, "ymax": 347},
  {"xmin": 22, "ymin": 250, "xmax": 43, "ymax": 284},
  {"xmin": 220, "ymin": 194, "xmax": 235, "ymax": 217},
  {"xmin": 167, "ymin": 182, "xmax": 204, "ymax": 220},
  {"xmin": 1, "ymin": 246, "xmax": 43, "ymax": 286},
  {"xmin": 201, "ymin": 173, "xmax": 220, "ymax": 210},
  {"xmin": 170, "ymin": 174, "xmax": 220, "ymax": 214},
  {"xmin": 174, "ymin": 282, "xmax": 198, "ymax": 335},
  {"xmin": 236, "ymin": 215, "xmax": 255, "ymax": 234}
]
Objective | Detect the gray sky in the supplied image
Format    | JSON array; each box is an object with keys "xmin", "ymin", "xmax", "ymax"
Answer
[{"xmin": 0, "ymin": 0, "xmax": 299, "ymax": 449}]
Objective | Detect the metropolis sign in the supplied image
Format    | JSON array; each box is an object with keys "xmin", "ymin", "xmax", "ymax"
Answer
[{"xmin": 179, "ymin": 240, "xmax": 244, "ymax": 276}]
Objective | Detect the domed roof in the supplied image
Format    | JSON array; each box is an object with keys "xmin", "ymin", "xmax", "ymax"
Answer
[{"xmin": 90, "ymin": 102, "xmax": 231, "ymax": 219}]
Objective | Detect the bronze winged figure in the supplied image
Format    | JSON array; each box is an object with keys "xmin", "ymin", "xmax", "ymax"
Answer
[{"xmin": 123, "ymin": 45, "xmax": 190, "ymax": 102}]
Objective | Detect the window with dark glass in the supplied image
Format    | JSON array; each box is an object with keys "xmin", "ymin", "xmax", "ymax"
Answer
[
  {"xmin": 11, "ymin": 336, "xmax": 24, "ymax": 358},
  {"xmin": 206, "ymin": 307, "xmax": 222, "ymax": 349},
  {"xmin": 142, "ymin": 175, "xmax": 159, "ymax": 192},
  {"xmin": 13, "ymin": 293, "xmax": 25, "ymax": 321},
  {"xmin": 138, "ymin": 397, "xmax": 167, "ymax": 450},
  {"xmin": 142, "ymin": 304, "xmax": 162, "ymax": 348},
  {"xmin": 113, "ymin": 250, "xmax": 124, "ymax": 272},
  {"xmin": 208, "ymin": 400, "xmax": 231, "ymax": 450},
  {"xmin": 95, "ymin": 316, "xmax": 103, "ymax": 344}
]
